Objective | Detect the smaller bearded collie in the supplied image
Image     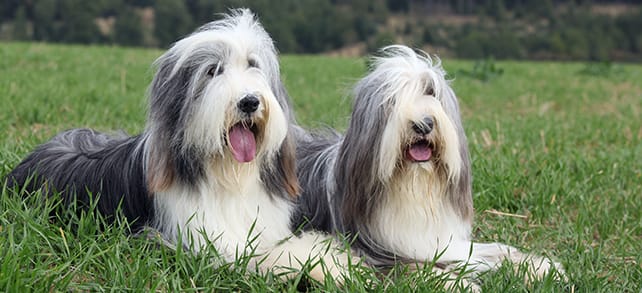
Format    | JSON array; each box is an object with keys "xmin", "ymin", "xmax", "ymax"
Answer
[{"xmin": 292, "ymin": 45, "xmax": 564, "ymax": 289}]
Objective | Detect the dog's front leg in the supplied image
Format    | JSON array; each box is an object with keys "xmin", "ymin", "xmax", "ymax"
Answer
[
  {"xmin": 468, "ymin": 242, "xmax": 566, "ymax": 282},
  {"xmin": 258, "ymin": 232, "xmax": 363, "ymax": 285}
]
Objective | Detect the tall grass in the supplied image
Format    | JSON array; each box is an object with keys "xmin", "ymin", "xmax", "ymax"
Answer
[{"xmin": 1, "ymin": 42, "xmax": 641, "ymax": 291}]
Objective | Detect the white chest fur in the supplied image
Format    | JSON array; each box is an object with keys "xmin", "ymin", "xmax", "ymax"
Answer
[
  {"xmin": 371, "ymin": 166, "xmax": 472, "ymax": 262},
  {"xmin": 152, "ymin": 166, "xmax": 294, "ymax": 261}
]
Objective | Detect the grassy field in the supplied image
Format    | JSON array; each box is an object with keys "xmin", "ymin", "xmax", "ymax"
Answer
[{"xmin": 1, "ymin": 42, "xmax": 641, "ymax": 292}]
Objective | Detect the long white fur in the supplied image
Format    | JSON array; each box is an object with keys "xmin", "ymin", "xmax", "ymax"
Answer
[
  {"xmin": 145, "ymin": 9, "xmax": 354, "ymax": 282},
  {"xmin": 378, "ymin": 46, "xmax": 565, "ymax": 282},
  {"xmin": 294, "ymin": 45, "xmax": 564, "ymax": 289},
  {"xmin": 364, "ymin": 46, "xmax": 472, "ymax": 264},
  {"xmin": 370, "ymin": 49, "xmax": 462, "ymax": 182}
]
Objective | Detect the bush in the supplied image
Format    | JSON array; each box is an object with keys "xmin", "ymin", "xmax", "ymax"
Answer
[
  {"xmin": 367, "ymin": 31, "xmax": 395, "ymax": 54},
  {"xmin": 454, "ymin": 31, "xmax": 487, "ymax": 59},
  {"xmin": 578, "ymin": 61, "xmax": 624, "ymax": 77},
  {"xmin": 561, "ymin": 28, "xmax": 589, "ymax": 60},
  {"xmin": 457, "ymin": 57, "xmax": 504, "ymax": 82},
  {"xmin": 487, "ymin": 30, "xmax": 525, "ymax": 59}
]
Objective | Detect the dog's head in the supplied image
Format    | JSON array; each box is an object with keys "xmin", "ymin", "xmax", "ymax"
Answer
[
  {"xmin": 144, "ymin": 9, "xmax": 298, "ymax": 197},
  {"xmin": 337, "ymin": 45, "xmax": 473, "ymax": 227},
  {"xmin": 352, "ymin": 45, "xmax": 464, "ymax": 181}
]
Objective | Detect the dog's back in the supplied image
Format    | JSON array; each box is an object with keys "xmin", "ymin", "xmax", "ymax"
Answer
[
  {"xmin": 5, "ymin": 128, "xmax": 152, "ymax": 228},
  {"xmin": 291, "ymin": 128, "xmax": 342, "ymax": 232}
]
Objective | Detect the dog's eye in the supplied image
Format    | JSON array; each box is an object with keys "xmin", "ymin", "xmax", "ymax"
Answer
[
  {"xmin": 425, "ymin": 87, "xmax": 435, "ymax": 96},
  {"xmin": 248, "ymin": 59, "xmax": 259, "ymax": 69},
  {"xmin": 207, "ymin": 64, "xmax": 224, "ymax": 77}
]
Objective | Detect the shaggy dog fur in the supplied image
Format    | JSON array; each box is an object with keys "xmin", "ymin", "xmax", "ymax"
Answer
[
  {"xmin": 6, "ymin": 9, "xmax": 354, "ymax": 283},
  {"xmin": 293, "ymin": 45, "xmax": 564, "ymax": 289}
]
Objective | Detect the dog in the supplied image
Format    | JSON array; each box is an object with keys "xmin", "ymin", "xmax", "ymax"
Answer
[
  {"xmin": 293, "ymin": 45, "xmax": 564, "ymax": 288},
  {"xmin": 6, "ymin": 9, "xmax": 354, "ymax": 283}
]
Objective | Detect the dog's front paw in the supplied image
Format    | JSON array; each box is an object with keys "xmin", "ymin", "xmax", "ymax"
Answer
[
  {"xmin": 306, "ymin": 252, "xmax": 350, "ymax": 285},
  {"xmin": 522, "ymin": 255, "xmax": 567, "ymax": 283},
  {"xmin": 267, "ymin": 232, "xmax": 365, "ymax": 286}
]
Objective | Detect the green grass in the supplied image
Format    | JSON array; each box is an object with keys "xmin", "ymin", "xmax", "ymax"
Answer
[{"xmin": 1, "ymin": 42, "xmax": 641, "ymax": 291}]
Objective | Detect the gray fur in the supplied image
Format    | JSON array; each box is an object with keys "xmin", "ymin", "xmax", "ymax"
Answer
[
  {"xmin": 5, "ymin": 9, "xmax": 298, "ymax": 233},
  {"xmin": 293, "ymin": 45, "xmax": 473, "ymax": 266}
]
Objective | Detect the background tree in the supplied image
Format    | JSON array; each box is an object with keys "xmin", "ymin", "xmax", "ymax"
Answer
[
  {"xmin": 33, "ymin": 0, "xmax": 59, "ymax": 41},
  {"xmin": 616, "ymin": 7, "xmax": 642, "ymax": 53},
  {"xmin": 1, "ymin": 0, "xmax": 21, "ymax": 20},
  {"xmin": 387, "ymin": 0, "xmax": 410, "ymax": 12},
  {"xmin": 58, "ymin": 0, "xmax": 101, "ymax": 44},
  {"xmin": 11, "ymin": 4, "xmax": 29, "ymax": 40},
  {"xmin": 484, "ymin": 0, "xmax": 507, "ymax": 21},
  {"xmin": 185, "ymin": 0, "xmax": 226, "ymax": 25},
  {"xmin": 114, "ymin": 6, "xmax": 144, "ymax": 47},
  {"xmin": 154, "ymin": 0, "xmax": 193, "ymax": 47},
  {"xmin": 1, "ymin": 0, "xmax": 642, "ymax": 61}
]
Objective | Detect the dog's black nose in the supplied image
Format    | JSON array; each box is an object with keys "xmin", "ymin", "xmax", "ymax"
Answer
[
  {"xmin": 238, "ymin": 95, "xmax": 260, "ymax": 113},
  {"xmin": 412, "ymin": 117, "xmax": 434, "ymax": 135}
]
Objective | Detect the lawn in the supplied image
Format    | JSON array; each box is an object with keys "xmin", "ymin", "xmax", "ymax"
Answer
[{"xmin": 1, "ymin": 42, "xmax": 641, "ymax": 291}]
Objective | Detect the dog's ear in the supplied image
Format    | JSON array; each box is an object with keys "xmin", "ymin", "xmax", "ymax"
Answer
[
  {"xmin": 279, "ymin": 132, "xmax": 300, "ymax": 197},
  {"xmin": 335, "ymin": 85, "xmax": 391, "ymax": 230},
  {"xmin": 269, "ymin": 78, "xmax": 299, "ymax": 197},
  {"xmin": 146, "ymin": 142, "xmax": 175, "ymax": 193},
  {"xmin": 260, "ymin": 130, "xmax": 300, "ymax": 199},
  {"xmin": 440, "ymin": 85, "xmax": 474, "ymax": 221},
  {"xmin": 144, "ymin": 52, "xmax": 190, "ymax": 193}
]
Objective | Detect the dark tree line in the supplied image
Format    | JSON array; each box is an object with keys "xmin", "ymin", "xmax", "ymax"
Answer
[
  {"xmin": 446, "ymin": 0, "xmax": 642, "ymax": 60},
  {"xmin": 0, "ymin": 0, "xmax": 388, "ymax": 52},
  {"xmin": 1, "ymin": 0, "xmax": 641, "ymax": 61}
]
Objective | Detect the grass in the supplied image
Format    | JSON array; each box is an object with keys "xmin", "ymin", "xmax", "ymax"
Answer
[{"xmin": 1, "ymin": 42, "xmax": 641, "ymax": 291}]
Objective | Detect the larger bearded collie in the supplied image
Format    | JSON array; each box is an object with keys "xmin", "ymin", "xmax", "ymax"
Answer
[{"xmin": 6, "ymin": 9, "xmax": 354, "ymax": 283}]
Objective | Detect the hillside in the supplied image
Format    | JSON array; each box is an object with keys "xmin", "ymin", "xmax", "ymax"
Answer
[{"xmin": 1, "ymin": 1, "xmax": 642, "ymax": 60}]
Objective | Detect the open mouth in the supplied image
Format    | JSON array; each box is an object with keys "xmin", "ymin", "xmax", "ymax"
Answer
[
  {"xmin": 228, "ymin": 120, "xmax": 259, "ymax": 163},
  {"xmin": 406, "ymin": 140, "xmax": 434, "ymax": 162}
]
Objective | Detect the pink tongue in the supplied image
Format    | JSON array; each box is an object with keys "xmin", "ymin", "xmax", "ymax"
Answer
[
  {"xmin": 229, "ymin": 124, "xmax": 256, "ymax": 163},
  {"xmin": 408, "ymin": 143, "xmax": 432, "ymax": 162}
]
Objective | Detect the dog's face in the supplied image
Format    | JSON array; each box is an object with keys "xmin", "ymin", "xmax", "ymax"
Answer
[
  {"xmin": 337, "ymin": 45, "xmax": 473, "ymax": 230},
  {"xmin": 351, "ymin": 46, "xmax": 463, "ymax": 182},
  {"xmin": 175, "ymin": 39, "xmax": 287, "ymax": 165},
  {"xmin": 144, "ymin": 10, "xmax": 297, "ymax": 196}
]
